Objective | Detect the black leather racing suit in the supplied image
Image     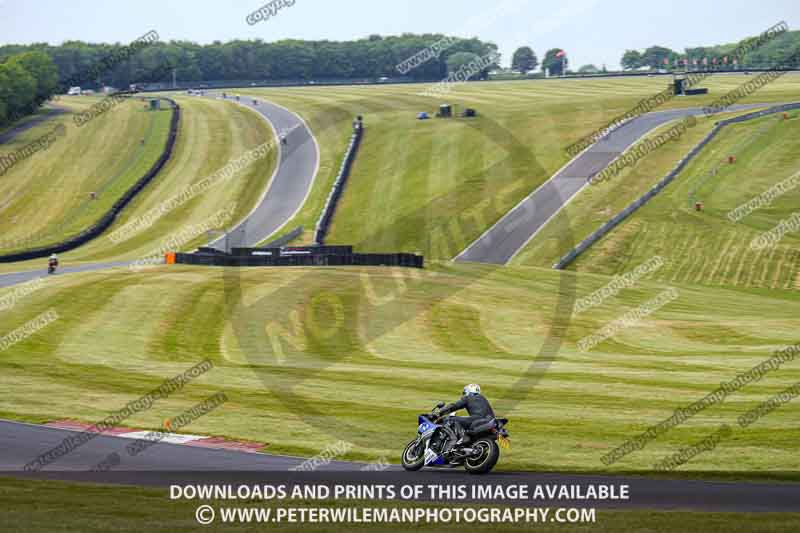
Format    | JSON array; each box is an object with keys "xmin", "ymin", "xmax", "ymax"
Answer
[{"xmin": 439, "ymin": 394, "xmax": 495, "ymax": 436}]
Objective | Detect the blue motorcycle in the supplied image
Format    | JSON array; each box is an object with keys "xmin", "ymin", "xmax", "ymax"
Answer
[{"xmin": 401, "ymin": 402, "xmax": 509, "ymax": 475}]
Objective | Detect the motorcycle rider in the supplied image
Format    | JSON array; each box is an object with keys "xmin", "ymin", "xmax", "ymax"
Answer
[
  {"xmin": 437, "ymin": 384, "xmax": 495, "ymax": 445},
  {"xmin": 48, "ymin": 254, "xmax": 59, "ymax": 273}
]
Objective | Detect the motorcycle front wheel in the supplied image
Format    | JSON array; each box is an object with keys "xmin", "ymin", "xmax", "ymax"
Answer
[
  {"xmin": 464, "ymin": 438, "xmax": 499, "ymax": 475},
  {"xmin": 401, "ymin": 439, "xmax": 425, "ymax": 471}
]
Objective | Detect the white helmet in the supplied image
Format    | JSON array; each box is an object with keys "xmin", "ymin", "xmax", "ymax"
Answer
[
  {"xmin": 463, "ymin": 383, "xmax": 481, "ymax": 396},
  {"xmin": 50, "ymin": 254, "xmax": 57, "ymax": 260}
]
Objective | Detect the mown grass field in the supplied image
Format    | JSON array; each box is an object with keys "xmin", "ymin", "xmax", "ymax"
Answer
[
  {"xmin": 510, "ymin": 108, "xmax": 795, "ymax": 269},
  {"xmin": 237, "ymin": 75, "xmax": 800, "ymax": 258},
  {"xmin": 0, "ymin": 95, "xmax": 277, "ymax": 272},
  {"xmin": 2, "ymin": 477, "xmax": 799, "ymax": 532},
  {"xmin": 2, "ymin": 75, "xmax": 798, "ymax": 271},
  {"xmin": 570, "ymin": 109, "xmax": 800, "ymax": 287},
  {"xmin": 2, "ymin": 76, "xmax": 800, "ymax": 480},
  {"xmin": 2, "ymin": 261, "xmax": 799, "ymax": 477},
  {"xmin": 0, "ymin": 96, "xmax": 172, "ymax": 252}
]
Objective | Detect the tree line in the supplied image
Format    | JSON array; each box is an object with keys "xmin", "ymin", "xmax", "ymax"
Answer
[
  {"xmin": 3, "ymin": 29, "xmax": 798, "ymax": 128},
  {"xmin": 620, "ymin": 30, "xmax": 800, "ymax": 70},
  {"xmin": 0, "ymin": 51, "xmax": 59, "ymax": 127},
  {"xmin": 512, "ymin": 29, "xmax": 800, "ymax": 75},
  {"xmin": 0, "ymin": 34, "xmax": 499, "ymax": 92}
]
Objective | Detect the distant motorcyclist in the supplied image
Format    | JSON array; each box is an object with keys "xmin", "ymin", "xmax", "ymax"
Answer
[
  {"xmin": 48, "ymin": 254, "xmax": 59, "ymax": 274},
  {"xmin": 437, "ymin": 384, "xmax": 495, "ymax": 445}
]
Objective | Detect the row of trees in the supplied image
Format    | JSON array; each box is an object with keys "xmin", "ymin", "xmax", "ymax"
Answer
[
  {"xmin": 3, "ymin": 29, "xmax": 797, "ymax": 127},
  {"xmin": 0, "ymin": 34, "xmax": 499, "ymax": 91},
  {"xmin": 0, "ymin": 51, "xmax": 59, "ymax": 127},
  {"xmin": 621, "ymin": 30, "xmax": 800, "ymax": 70},
  {"xmin": 511, "ymin": 47, "xmax": 576, "ymax": 76}
]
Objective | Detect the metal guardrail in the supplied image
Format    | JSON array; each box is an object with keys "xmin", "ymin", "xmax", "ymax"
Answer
[
  {"xmin": 313, "ymin": 122, "xmax": 363, "ymax": 245},
  {"xmin": 553, "ymin": 102, "xmax": 800, "ymax": 270}
]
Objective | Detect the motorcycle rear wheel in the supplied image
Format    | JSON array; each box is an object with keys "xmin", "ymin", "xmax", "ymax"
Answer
[
  {"xmin": 464, "ymin": 438, "xmax": 499, "ymax": 475},
  {"xmin": 401, "ymin": 439, "xmax": 425, "ymax": 471}
]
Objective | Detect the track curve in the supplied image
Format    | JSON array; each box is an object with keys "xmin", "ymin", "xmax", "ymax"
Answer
[
  {"xmin": 0, "ymin": 95, "xmax": 319, "ymax": 288},
  {"xmin": 206, "ymin": 94, "xmax": 319, "ymax": 249},
  {"xmin": 455, "ymin": 103, "xmax": 779, "ymax": 265},
  {"xmin": 2, "ymin": 419, "xmax": 799, "ymax": 512},
  {"xmin": 0, "ymin": 105, "xmax": 67, "ymax": 145}
]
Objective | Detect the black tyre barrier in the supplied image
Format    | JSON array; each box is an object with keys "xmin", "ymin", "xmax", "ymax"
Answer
[
  {"xmin": 554, "ymin": 102, "xmax": 800, "ymax": 270},
  {"xmin": 0, "ymin": 98, "xmax": 181, "ymax": 263},
  {"xmin": 175, "ymin": 245, "xmax": 423, "ymax": 269},
  {"xmin": 313, "ymin": 122, "xmax": 363, "ymax": 245}
]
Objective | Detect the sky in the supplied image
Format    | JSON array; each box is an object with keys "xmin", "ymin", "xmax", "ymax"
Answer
[{"xmin": 0, "ymin": 0, "xmax": 797, "ymax": 70}]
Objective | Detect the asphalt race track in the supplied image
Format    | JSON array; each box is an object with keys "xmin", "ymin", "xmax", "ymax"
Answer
[
  {"xmin": 0, "ymin": 261, "xmax": 130, "ymax": 289},
  {"xmin": 455, "ymin": 103, "xmax": 775, "ymax": 265},
  {"xmin": 3, "ymin": 98, "xmax": 800, "ymax": 509},
  {"xmin": 206, "ymin": 94, "xmax": 319, "ymax": 249},
  {"xmin": 2, "ymin": 419, "xmax": 800, "ymax": 512},
  {"xmin": 0, "ymin": 104, "xmax": 66, "ymax": 145}
]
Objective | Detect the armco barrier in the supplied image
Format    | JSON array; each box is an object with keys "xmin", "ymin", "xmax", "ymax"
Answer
[
  {"xmin": 314, "ymin": 122, "xmax": 364, "ymax": 245},
  {"xmin": 554, "ymin": 102, "xmax": 800, "ymax": 270},
  {"xmin": 0, "ymin": 98, "xmax": 181, "ymax": 263}
]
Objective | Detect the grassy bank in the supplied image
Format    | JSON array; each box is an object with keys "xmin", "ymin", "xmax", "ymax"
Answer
[
  {"xmin": 239, "ymin": 75, "xmax": 800, "ymax": 258},
  {"xmin": 0, "ymin": 96, "xmax": 172, "ymax": 252},
  {"xmin": 1, "ymin": 262, "xmax": 799, "ymax": 476},
  {"xmin": 571, "ymin": 109, "xmax": 800, "ymax": 287},
  {"xmin": 0, "ymin": 96, "xmax": 277, "ymax": 271}
]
